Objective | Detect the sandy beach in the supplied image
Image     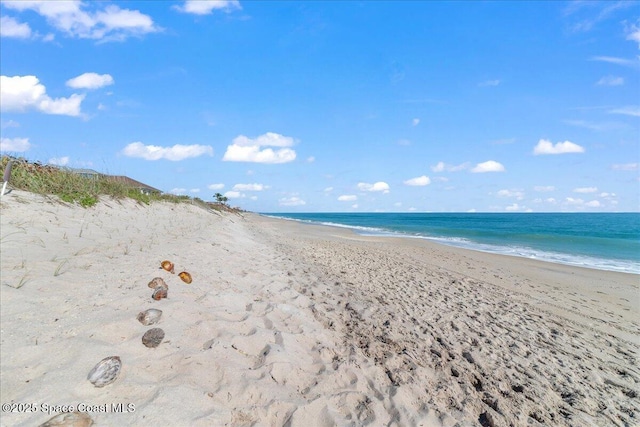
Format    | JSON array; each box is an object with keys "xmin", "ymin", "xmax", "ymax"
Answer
[{"xmin": 1, "ymin": 191, "xmax": 638, "ymax": 427}]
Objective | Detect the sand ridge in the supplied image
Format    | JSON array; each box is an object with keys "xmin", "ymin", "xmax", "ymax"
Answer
[{"xmin": 0, "ymin": 192, "xmax": 436, "ymax": 426}]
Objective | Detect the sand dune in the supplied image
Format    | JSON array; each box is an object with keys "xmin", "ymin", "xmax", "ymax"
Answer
[{"xmin": 1, "ymin": 191, "xmax": 637, "ymax": 426}]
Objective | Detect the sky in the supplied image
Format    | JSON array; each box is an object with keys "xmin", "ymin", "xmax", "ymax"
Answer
[{"xmin": 0, "ymin": 0, "xmax": 639, "ymax": 213}]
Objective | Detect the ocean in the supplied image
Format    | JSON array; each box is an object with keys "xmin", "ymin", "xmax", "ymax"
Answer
[{"xmin": 262, "ymin": 213, "xmax": 640, "ymax": 274}]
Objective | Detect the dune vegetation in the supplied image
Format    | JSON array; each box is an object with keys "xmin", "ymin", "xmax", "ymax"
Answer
[{"xmin": 0, "ymin": 156, "xmax": 237, "ymax": 212}]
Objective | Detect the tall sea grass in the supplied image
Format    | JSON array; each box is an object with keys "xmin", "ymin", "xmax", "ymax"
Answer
[{"xmin": 0, "ymin": 156, "xmax": 230, "ymax": 210}]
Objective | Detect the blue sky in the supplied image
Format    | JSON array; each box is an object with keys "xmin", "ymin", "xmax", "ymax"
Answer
[{"xmin": 1, "ymin": 1, "xmax": 638, "ymax": 212}]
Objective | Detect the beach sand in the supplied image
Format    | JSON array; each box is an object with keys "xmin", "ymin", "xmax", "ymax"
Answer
[{"xmin": 1, "ymin": 191, "xmax": 638, "ymax": 426}]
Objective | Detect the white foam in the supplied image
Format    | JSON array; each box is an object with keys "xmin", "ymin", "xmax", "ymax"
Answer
[
  {"xmin": 364, "ymin": 230, "xmax": 640, "ymax": 274},
  {"xmin": 263, "ymin": 214, "xmax": 639, "ymax": 274}
]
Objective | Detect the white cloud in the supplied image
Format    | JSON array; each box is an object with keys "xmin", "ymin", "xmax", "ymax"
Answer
[
  {"xmin": 223, "ymin": 132, "xmax": 297, "ymax": 164},
  {"xmin": 66, "ymin": 72, "xmax": 114, "ymax": 89},
  {"xmin": 412, "ymin": 118, "xmax": 420, "ymax": 126},
  {"xmin": 590, "ymin": 56, "xmax": 638, "ymax": 67},
  {"xmin": 574, "ymin": 187, "xmax": 598, "ymax": 193},
  {"xmin": 338, "ymin": 195, "xmax": 357, "ymax": 201},
  {"xmin": 565, "ymin": 197, "xmax": 584, "ymax": 205},
  {"xmin": 279, "ymin": 196, "xmax": 306, "ymax": 207},
  {"xmin": 352, "ymin": 204, "xmax": 359, "ymax": 209},
  {"xmin": 479, "ymin": 79, "xmax": 500, "ymax": 87},
  {"xmin": 612, "ymin": 163, "xmax": 638, "ymax": 171},
  {"xmin": 533, "ymin": 139, "xmax": 585, "ymax": 155},
  {"xmin": 190, "ymin": 188, "xmax": 200, "ymax": 193},
  {"xmin": 122, "ymin": 142, "xmax": 213, "ymax": 161},
  {"xmin": 497, "ymin": 189, "xmax": 524, "ymax": 200},
  {"xmin": 224, "ymin": 191, "xmax": 244, "ymax": 199},
  {"xmin": 534, "ymin": 185, "xmax": 556, "ymax": 192},
  {"xmin": 609, "ymin": 106, "xmax": 640, "ymax": 117},
  {"xmin": 48, "ymin": 156, "xmax": 69, "ymax": 166},
  {"xmin": 403, "ymin": 175, "xmax": 431, "ymax": 186},
  {"xmin": 505, "ymin": 203, "xmax": 521, "ymax": 212},
  {"xmin": 596, "ymin": 75, "xmax": 624, "ymax": 86},
  {"xmin": 0, "ymin": 137, "xmax": 31, "ymax": 152},
  {"xmin": 471, "ymin": 160, "xmax": 505, "ymax": 173},
  {"xmin": 394, "ymin": 202, "xmax": 402, "ymax": 207},
  {"xmin": 626, "ymin": 21, "xmax": 640, "ymax": 48},
  {"xmin": 564, "ymin": 0, "xmax": 633, "ymax": 32},
  {"xmin": 323, "ymin": 187, "xmax": 333, "ymax": 192},
  {"xmin": 357, "ymin": 182, "xmax": 390, "ymax": 193},
  {"xmin": 232, "ymin": 183, "xmax": 267, "ymax": 191},
  {"xmin": 0, "ymin": 16, "xmax": 32, "ymax": 38},
  {"xmin": 95, "ymin": 6, "xmax": 159, "ymax": 40},
  {"xmin": 431, "ymin": 161, "xmax": 470, "ymax": 172},
  {"xmin": 208, "ymin": 183, "xmax": 225, "ymax": 190},
  {"xmin": 174, "ymin": 0, "xmax": 241, "ymax": 15},
  {"xmin": 307, "ymin": 156, "xmax": 315, "ymax": 163},
  {"xmin": 233, "ymin": 132, "xmax": 295, "ymax": 147},
  {"xmin": 565, "ymin": 197, "xmax": 601, "ymax": 209},
  {"xmin": 222, "ymin": 145, "xmax": 296, "ymax": 164},
  {"xmin": 38, "ymin": 94, "xmax": 85, "ymax": 116},
  {"xmin": 1, "ymin": 119, "xmax": 20, "ymax": 129},
  {"xmin": 170, "ymin": 188, "xmax": 187, "ymax": 195},
  {"xmin": 3, "ymin": 1, "xmax": 160, "ymax": 42},
  {"xmin": 563, "ymin": 119, "xmax": 624, "ymax": 132},
  {"xmin": 1, "ymin": 75, "xmax": 84, "ymax": 116},
  {"xmin": 431, "ymin": 162, "xmax": 445, "ymax": 172}
]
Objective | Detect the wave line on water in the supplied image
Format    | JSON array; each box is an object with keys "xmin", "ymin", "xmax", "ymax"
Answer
[{"xmin": 262, "ymin": 213, "xmax": 640, "ymax": 274}]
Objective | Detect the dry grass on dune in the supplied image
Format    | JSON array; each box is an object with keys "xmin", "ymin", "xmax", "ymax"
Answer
[{"xmin": 0, "ymin": 156, "xmax": 240, "ymax": 213}]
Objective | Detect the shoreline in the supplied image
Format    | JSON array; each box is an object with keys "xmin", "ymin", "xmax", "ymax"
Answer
[
  {"xmin": 249, "ymin": 213, "xmax": 639, "ymax": 343},
  {"xmin": 1, "ymin": 192, "xmax": 638, "ymax": 426},
  {"xmin": 259, "ymin": 213, "xmax": 640, "ymax": 275},
  {"xmin": 249, "ymin": 213, "xmax": 640, "ymax": 425}
]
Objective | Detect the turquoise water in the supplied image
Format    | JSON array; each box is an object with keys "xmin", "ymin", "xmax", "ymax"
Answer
[{"xmin": 263, "ymin": 213, "xmax": 640, "ymax": 274}]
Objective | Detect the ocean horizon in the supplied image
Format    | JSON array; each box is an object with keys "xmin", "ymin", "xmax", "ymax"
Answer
[{"xmin": 262, "ymin": 212, "xmax": 640, "ymax": 274}]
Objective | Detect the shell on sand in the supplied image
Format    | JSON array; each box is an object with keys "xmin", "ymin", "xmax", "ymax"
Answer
[
  {"xmin": 148, "ymin": 277, "xmax": 167, "ymax": 289},
  {"xmin": 87, "ymin": 356, "xmax": 121, "ymax": 388},
  {"xmin": 161, "ymin": 260, "xmax": 175, "ymax": 274},
  {"xmin": 154, "ymin": 282, "xmax": 169, "ymax": 291},
  {"xmin": 142, "ymin": 328, "xmax": 165, "ymax": 348},
  {"xmin": 39, "ymin": 411, "xmax": 93, "ymax": 427},
  {"xmin": 178, "ymin": 271, "xmax": 192, "ymax": 284},
  {"xmin": 152, "ymin": 287, "xmax": 168, "ymax": 300},
  {"xmin": 137, "ymin": 309, "xmax": 162, "ymax": 326}
]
